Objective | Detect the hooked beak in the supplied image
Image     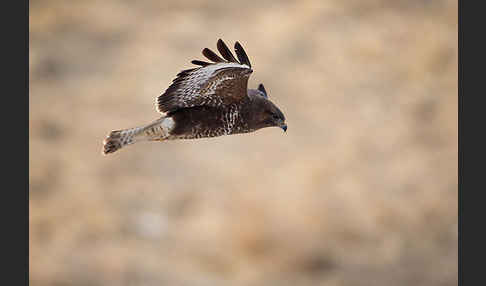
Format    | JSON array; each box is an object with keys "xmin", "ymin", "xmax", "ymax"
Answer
[{"xmin": 280, "ymin": 123, "xmax": 287, "ymax": 132}]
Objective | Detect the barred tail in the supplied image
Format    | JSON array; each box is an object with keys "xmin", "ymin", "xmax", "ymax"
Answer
[
  {"xmin": 102, "ymin": 117, "xmax": 174, "ymax": 155},
  {"xmin": 103, "ymin": 126, "xmax": 146, "ymax": 155}
]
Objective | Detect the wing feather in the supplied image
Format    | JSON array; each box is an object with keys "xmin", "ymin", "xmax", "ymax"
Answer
[
  {"xmin": 191, "ymin": 60, "xmax": 211, "ymax": 67},
  {"xmin": 202, "ymin": 48, "xmax": 225, "ymax": 63},
  {"xmin": 157, "ymin": 63, "xmax": 252, "ymax": 113},
  {"xmin": 217, "ymin": 39, "xmax": 238, "ymax": 63},
  {"xmin": 157, "ymin": 40, "xmax": 253, "ymax": 114},
  {"xmin": 234, "ymin": 41, "xmax": 252, "ymax": 68}
]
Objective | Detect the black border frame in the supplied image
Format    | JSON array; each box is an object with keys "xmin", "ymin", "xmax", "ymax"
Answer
[
  {"xmin": 6, "ymin": 0, "xmax": 28, "ymax": 284},
  {"xmin": 459, "ymin": 0, "xmax": 485, "ymax": 285}
]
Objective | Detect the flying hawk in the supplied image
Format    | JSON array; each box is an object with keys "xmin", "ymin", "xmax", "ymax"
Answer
[{"xmin": 103, "ymin": 39, "xmax": 287, "ymax": 154}]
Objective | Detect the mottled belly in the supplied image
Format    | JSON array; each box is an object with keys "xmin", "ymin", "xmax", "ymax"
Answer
[{"xmin": 167, "ymin": 105, "xmax": 246, "ymax": 140}]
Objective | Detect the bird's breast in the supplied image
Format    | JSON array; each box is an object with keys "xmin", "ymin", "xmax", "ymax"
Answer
[{"xmin": 168, "ymin": 105, "xmax": 249, "ymax": 139}]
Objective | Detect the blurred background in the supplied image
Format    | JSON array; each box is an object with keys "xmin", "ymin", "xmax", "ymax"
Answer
[{"xmin": 29, "ymin": 0, "xmax": 457, "ymax": 285}]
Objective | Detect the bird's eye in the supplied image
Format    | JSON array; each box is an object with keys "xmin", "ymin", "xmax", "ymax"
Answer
[{"xmin": 272, "ymin": 114, "xmax": 280, "ymax": 120}]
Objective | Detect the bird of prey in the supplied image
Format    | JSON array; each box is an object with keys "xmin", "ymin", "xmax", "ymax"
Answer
[{"xmin": 103, "ymin": 39, "xmax": 287, "ymax": 155}]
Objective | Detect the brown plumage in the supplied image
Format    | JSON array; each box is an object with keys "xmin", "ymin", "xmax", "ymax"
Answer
[{"xmin": 103, "ymin": 39, "xmax": 287, "ymax": 155}]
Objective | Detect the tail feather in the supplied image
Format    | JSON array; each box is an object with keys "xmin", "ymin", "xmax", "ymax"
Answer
[
  {"xmin": 103, "ymin": 130, "xmax": 123, "ymax": 154},
  {"xmin": 103, "ymin": 126, "xmax": 145, "ymax": 155},
  {"xmin": 102, "ymin": 117, "xmax": 174, "ymax": 155}
]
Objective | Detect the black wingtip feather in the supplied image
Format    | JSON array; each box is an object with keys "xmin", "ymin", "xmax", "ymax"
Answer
[
  {"xmin": 191, "ymin": 60, "xmax": 211, "ymax": 66},
  {"xmin": 234, "ymin": 41, "xmax": 251, "ymax": 68},
  {"xmin": 202, "ymin": 48, "xmax": 224, "ymax": 63},
  {"xmin": 217, "ymin": 39, "xmax": 238, "ymax": 63}
]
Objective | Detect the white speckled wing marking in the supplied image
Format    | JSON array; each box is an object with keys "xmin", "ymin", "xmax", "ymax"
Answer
[{"xmin": 156, "ymin": 62, "xmax": 252, "ymax": 114}]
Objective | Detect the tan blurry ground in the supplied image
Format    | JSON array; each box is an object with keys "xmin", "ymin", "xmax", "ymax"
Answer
[{"xmin": 29, "ymin": 0, "xmax": 457, "ymax": 285}]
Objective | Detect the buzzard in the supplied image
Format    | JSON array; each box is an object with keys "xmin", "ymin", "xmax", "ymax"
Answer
[{"xmin": 103, "ymin": 39, "xmax": 287, "ymax": 154}]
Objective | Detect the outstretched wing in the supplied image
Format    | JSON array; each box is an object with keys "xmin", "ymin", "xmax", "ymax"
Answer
[{"xmin": 157, "ymin": 39, "xmax": 253, "ymax": 114}]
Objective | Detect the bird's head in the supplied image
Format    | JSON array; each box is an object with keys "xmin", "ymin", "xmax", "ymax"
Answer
[{"xmin": 248, "ymin": 84, "xmax": 287, "ymax": 132}]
